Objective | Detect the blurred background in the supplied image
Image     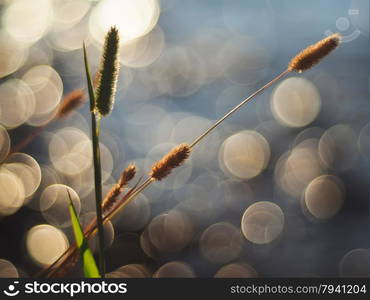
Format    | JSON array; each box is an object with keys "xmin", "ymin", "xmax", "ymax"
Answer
[{"xmin": 0, "ymin": 0, "xmax": 369, "ymax": 278}]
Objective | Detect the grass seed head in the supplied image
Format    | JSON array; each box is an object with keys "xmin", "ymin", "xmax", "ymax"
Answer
[
  {"xmin": 95, "ymin": 26, "xmax": 120, "ymax": 116},
  {"xmin": 102, "ymin": 164, "xmax": 136, "ymax": 213},
  {"xmin": 288, "ymin": 33, "xmax": 341, "ymax": 73},
  {"xmin": 150, "ymin": 144, "xmax": 191, "ymax": 181},
  {"xmin": 118, "ymin": 164, "xmax": 136, "ymax": 187}
]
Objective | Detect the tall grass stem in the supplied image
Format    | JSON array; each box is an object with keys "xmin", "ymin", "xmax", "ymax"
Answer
[{"xmin": 83, "ymin": 43, "xmax": 106, "ymax": 278}]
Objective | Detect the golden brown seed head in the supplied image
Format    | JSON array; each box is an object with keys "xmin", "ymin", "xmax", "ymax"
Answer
[
  {"xmin": 102, "ymin": 164, "xmax": 136, "ymax": 213},
  {"xmin": 288, "ymin": 33, "xmax": 341, "ymax": 73},
  {"xmin": 118, "ymin": 164, "xmax": 136, "ymax": 187},
  {"xmin": 150, "ymin": 144, "xmax": 191, "ymax": 181},
  {"xmin": 57, "ymin": 89, "xmax": 86, "ymax": 118}
]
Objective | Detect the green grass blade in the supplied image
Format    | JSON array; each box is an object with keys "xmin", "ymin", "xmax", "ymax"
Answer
[
  {"xmin": 67, "ymin": 189, "xmax": 100, "ymax": 278},
  {"xmin": 83, "ymin": 42, "xmax": 96, "ymax": 112},
  {"xmin": 83, "ymin": 43, "xmax": 106, "ymax": 277}
]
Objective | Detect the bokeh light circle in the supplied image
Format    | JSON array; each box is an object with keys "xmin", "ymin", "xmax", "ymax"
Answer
[
  {"xmin": 147, "ymin": 210, "xmax": 194, "ymax": 254},
  {"xmin": 49, "ymin": 127, "xmax": 91, "ymax": 176},
  {"xmin": 0, "ymin": 259, "xmax": 19, "ymax": 278},
  {"xmin": 275, "ymin": 139, "xmax": 325, "ymax": 197},
  {"xmin": 0, "ymin": 79, "xmax": 35, "ymax": 129},
  {"xmin": 0, "ymin": 167, "xmax": 25, "ymax": 216},
  {"xmin": 89, "ymin": 0, "xmax": 160, "ymax": 45},
  {"xmin": 49, "ymin": 127, "xmax": 114, "ymax": 182},
  {"xmin": 241, "ymin": 201, "xmax": 284, "ymax": 244},
  {"xmin": 108, "ymin": 264, "xmax": 151, "ymax": 278},
  {"xmin": 40, "ymin": 184, "xmax": 81, "ymax": 228},
  {"xmin": 318, "ymin": 124, "xmax": 358, "ymax": 171},
  {"xmin": 22, "ymin": 65, "xmax": 63, "ymax": 115},
  {"xmin": 304, "ymin": 175, "xmax": 345, "ymax": 220},
  {"xmin": 339, "ymin": 248, "xmax": 369, "ymax": 277},
  {"xmin": 0, "ymin": 125, "xmax": 10, "ymax": 163},
  {"xmin": 200, "ymin": 222, "xmax": 243, "ymax": 264},
  {"xmin": 214, "ymin": 262, "xmax": 257, "ymax": 278},
  {"xmin": 26, "ymin": 224, "xmax": 69, "ymax": 267},
  {"xmin": 4, "ymin": 0, "xmax": 53, "ymax": 45},
  {"xmin": 271, "ymin": 77, "xmax": 321, "ymax": 128},
  {"xmin": 153, "ymin": 261, "xmax": 196, "ymax": 278},
  {"xmin": 52, "ymin": 0, "xmax": 91, "ymax": 30},
  {"xmin": 220, "ymin": 130, "xmax": 270, "ymax": 180},
  {"xmin": 0, "ymin": 31, "xmax": 28, "ymax": 77},
  {"xmin": 6, "ymin": 153, "xmax": 42, "ymax": 199}
]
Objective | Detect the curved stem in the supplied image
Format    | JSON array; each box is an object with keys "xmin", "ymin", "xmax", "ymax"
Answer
[{"xmin": 189, "ymin": 69, "xmax": 290, "ymax": 149}]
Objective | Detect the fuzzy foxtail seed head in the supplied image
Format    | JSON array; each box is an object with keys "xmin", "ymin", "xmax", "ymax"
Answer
[
  {"xmin": 118, "ymin": 164, "xmax": 136, "ymax": 187},
  {"xmin": 95, "ymin": 26, "xmax": 120, "ymax": 116},
  {"xmin": 102, "ymin": 164, "xmax": 136, "ymax": 213},
  {"xmin": 288, "ymin": 33, "xmax": 341, "ymax": 73},
  {"xmin": 150, "ymin": 144, "xmax": 191, "ymax": 181}
]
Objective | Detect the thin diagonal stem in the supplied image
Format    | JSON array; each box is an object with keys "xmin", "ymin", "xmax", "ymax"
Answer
[
  {"xmin": 189, "ymin": 69, "xmax": 290, "ymax": 149},
  {"xmin": 104, "ymin": 177, "xmax": 154, "ymax": 223}
]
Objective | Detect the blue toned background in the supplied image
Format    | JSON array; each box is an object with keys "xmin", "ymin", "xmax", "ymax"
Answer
[{"xmin": 0, "ymin": 0, "xmax": 368, "ymax": 277}]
